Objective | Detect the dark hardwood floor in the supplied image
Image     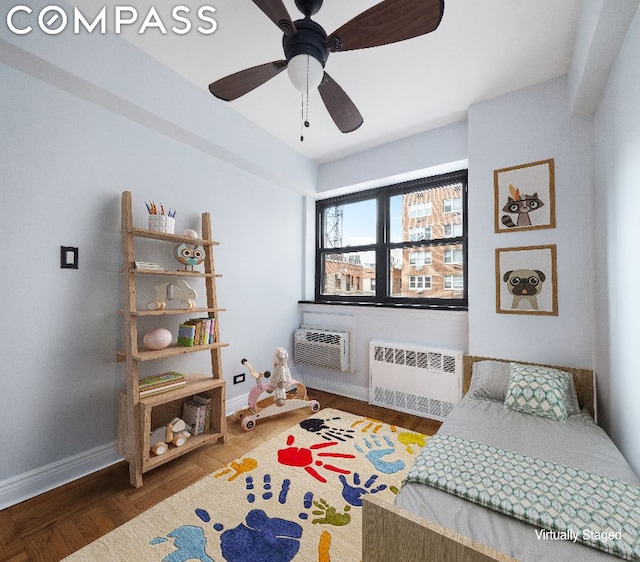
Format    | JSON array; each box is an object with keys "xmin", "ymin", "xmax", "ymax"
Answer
[{"xmin": 0, "ymin": 389, "xmax": 441, "ymax": 562}]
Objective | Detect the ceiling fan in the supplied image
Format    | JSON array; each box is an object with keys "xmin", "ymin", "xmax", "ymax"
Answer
[{"xmin": 208, "ymin": 0, "xmax": 445, "ymax": 134}]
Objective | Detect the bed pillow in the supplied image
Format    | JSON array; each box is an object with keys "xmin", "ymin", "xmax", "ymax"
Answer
[
  {"xmin": 565, "ymin": 374, "xmax": 581, "ymax": 417},
  {"xmin": 466, "ymin": 360, "xmax": 511, "ymax": 402},
  {"xmin": 504, "ymin": 362, "xmax": 570, "ymax": 422}
]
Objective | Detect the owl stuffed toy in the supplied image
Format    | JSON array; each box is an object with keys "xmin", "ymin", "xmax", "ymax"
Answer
[{"xmin": 174, "ymin": 243, "xmax": 206, "ymax": 271}]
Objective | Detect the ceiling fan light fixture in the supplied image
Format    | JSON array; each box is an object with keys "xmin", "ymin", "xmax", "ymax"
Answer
[
  {"xmin": 210, "ymin": 0, "xmax": 445, "ymax": 133},
  {"xmin": 287, "ymin": 53, "xmax": 324, "ymax": 92}
]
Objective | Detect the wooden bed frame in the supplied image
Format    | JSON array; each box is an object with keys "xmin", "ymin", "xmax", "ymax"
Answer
[{"xmin": 362, "ymin": 355, "xmax": 596, "ymax": 562}]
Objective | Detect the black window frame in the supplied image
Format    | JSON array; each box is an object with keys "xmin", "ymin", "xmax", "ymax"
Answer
[{"xmin": 315, "ymin": 169, "xmax": 468, "ymax": 310}]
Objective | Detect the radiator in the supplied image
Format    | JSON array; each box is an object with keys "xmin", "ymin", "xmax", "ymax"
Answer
[
  {"xmin": 294, "ymin": 328, "xmax": 351, "ymax": 372},
  {"xmin": 369, "ymin": 341, "xmax": 463, "ymax": 421}
]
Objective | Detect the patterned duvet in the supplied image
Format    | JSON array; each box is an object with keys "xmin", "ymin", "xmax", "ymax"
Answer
[
  {"xmin": 405, "ymin": 433, "xmax": 640, "ymax": 560},
  {"xmin": 396, "ymin": 398, "xmax": 640, "ymax": 561}
]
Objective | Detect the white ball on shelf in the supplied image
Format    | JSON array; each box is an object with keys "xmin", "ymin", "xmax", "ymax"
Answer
[
  {"xmin": 183, "ymin": 229, "xmax": 199, "ymax": 238},
  {"xmin": 143, "ymin": 328, "xmax": 172, "ymax": 350}
]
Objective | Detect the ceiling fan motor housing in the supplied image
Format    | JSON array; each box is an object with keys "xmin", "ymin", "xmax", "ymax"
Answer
[{"xmin": 283, "ymin": 18, "xmax": 329, "ymax": 67}]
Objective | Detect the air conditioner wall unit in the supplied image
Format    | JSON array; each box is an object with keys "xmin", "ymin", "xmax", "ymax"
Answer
[{"xmin": 294, "ymin": 328, "xmax": 351, "ymax": 372}]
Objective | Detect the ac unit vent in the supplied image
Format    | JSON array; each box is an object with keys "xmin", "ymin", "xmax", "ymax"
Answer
[
  {"xmin": 294, "ymin": 328, "xmax": 351, "ymax": 372},
  {"xmin": 369, "ymin": 341, "xmax": 463, "ymax": 422}
]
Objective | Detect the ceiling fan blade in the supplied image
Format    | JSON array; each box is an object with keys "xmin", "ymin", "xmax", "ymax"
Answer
[
  {"xmin": 318, "ymin": 72, "xmax": 363, "ymax": 133},
  {"xmin": 209, "ymin": 60, "xmax": 287, "ymax": 101},
  {"xmin": 327, "ymin": 0, "xmax": 444, "ymax": 52},
  {"xmin": 251, "ymin": 0, "xmax": 297, "ymax": 36}
]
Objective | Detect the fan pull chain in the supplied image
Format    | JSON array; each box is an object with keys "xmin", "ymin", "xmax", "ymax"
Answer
[
  {"xmin": 300, "ymin": 92, "xmax": 310, "ymax": 141},
  {"xmin": 300, "ymin": 92, "xmax": 305, "ymax": 141},
  {"xmin": 300, "ymin": 52, "xmax": 311, "ymax": 142}
]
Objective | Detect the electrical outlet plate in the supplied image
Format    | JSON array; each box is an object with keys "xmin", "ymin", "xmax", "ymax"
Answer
[{"xmin": 233, "ymin": 373, "xmax": 245, "ymax": 385}]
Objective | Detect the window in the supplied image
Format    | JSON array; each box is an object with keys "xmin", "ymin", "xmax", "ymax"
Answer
[
  {"xmin": 409, "ymin": 251, "xmax": 432, "ymax": 268},
  {"xmin": 409, "ymin": 226, "xmax": 431, "ymax": 241},
  {"xmin": 316, "ymin": 170, "xmax": 468, "ymax": 309},
  {"xmin": 409, "ymin": 202, "xmax": 431, "ymax": 219},
  {"xmin": 444, "ymin": 223, "xmax": 462, "ymax": 238},
  {"xmin": 443, "ymin": 248, "xmax": 463, "ymax": 264},
  {"xmin": 409, "ymin": 275, "xmax": 432, "ymax": 290},
  {"xmin": 444, "ymin": 275, "xmax": 464, "ymax": 291},
  {"xmin": 444, "ymin": 197, "xmax": 462, "ymax": 214}
]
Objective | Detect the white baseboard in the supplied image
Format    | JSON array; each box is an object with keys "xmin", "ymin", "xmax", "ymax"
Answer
[
  {"xmin": 1, "ymin": 388, "xmax": 353, "ymax": 510},
  {"xmin": 302, "ymin": 375, "xmax": 369, "ymax": 403},
  {"xmin": 0, "ymin": 442, "xmax": 122, "ymax": 510},
  {"xmin": 227, "ymin": 380, "xmax": 369, "ymax": 414},
  {"xmin": 225, "ymin": 392, "xmax": 250, "ymax": 417}
]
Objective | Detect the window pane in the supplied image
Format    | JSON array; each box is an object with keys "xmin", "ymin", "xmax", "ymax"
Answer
[
  {"xmin": 390, "ymin": 183, "xmax": 464, "ymax": 243},
  {"xmin": 389, "ymin": 243, "xmax": 464, "ymax": 299},
  {"xmin": 321, "ymin": 251, "xmax": 376, "ymax": 296},
  {"xmin": 322, "ymin": 199, "xmax": 376, "ymax": 249}
]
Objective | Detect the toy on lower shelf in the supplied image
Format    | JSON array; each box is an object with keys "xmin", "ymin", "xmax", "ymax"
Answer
[
  {"xmin": 149, "ymin": 417, "xmax": 191, "ymax": 455},
  {"xmin": 234, "ymin": 347, "xmax": 320, "ymax": 431}
]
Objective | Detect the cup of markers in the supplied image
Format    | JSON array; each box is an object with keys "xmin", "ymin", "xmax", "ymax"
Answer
[{"xmin": 146, "ymin": 201, "xmax": 176, "ymax": 234}]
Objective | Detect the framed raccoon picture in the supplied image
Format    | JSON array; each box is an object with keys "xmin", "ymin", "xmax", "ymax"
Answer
[
  {"xmin": 495, "ymin": 245, "xmax": 558, "ymax": 315},
  {"xmin": 494, "ymin": 159, "xmax": 555, "ymax": 233}
]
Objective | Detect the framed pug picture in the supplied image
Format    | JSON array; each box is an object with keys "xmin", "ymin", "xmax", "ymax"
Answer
[
  {"xmin": 496, "ymin": 245, "xmax": 558, "ymax": 315},
  {"xmin": 494, "ymin": 159, "xmax": 555, "ymax": 233}
]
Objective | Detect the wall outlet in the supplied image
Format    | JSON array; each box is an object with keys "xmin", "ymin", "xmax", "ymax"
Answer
[{"xmin": 233, "ymin": 373, "xmax": 245, "ymax": 385}]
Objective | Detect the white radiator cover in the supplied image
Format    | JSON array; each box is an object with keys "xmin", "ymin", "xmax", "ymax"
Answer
[
  {"xmin": 369, "ymin": 341, "xmax": 463, "ymax": 421},
  {"xmin": 294, "ymin": 328, "xmax": 351, "ymax": 372}
]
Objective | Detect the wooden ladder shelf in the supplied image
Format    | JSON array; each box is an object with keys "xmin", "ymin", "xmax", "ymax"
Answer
[{"xmin": 117, "ymin": 191, "xmax": 227, "ymax": 487}]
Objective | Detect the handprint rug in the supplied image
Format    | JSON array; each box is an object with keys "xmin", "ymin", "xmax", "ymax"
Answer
[{"xmin": 62, "ymin": 408, "xmax": 428, "ymax": 562}]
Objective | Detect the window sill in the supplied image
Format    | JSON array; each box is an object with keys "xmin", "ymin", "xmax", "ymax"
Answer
[{"xmin": 298, "ymin": 300, "xmax": 468, "ymax": 312}]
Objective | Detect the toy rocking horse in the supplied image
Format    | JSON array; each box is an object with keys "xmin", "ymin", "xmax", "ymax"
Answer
[{"xmin": 234, "ymin": 347, "xmax": 319, "ymax": 431}]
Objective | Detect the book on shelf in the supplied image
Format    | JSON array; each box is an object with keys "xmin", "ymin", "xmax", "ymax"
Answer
[
  {"xmin": 192, "ymin": 393, "xmax": 212, "ymax": 432},
  {"xmin": 177, "ymin": 324, "xmax": 196, "ymax": 347},
  {"xmin": 177, "ymin": 317, "xmax": 215, "ymax": 347},
  {"xmin": 138, "ymin": 371, "xmax": 186, "ymax": 397},
  {"xmin": 182, "ymin": 399, "xmax": 207, "ymax": 435},
  {"xmin": 134, "ymin": 261, "xmax": 163, "ymax": 271}
]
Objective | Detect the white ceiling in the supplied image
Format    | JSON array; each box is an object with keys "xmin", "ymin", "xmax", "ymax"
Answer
[{"xmin": 69, "ymin": 0, "xmax": 582, "ymax": 163}]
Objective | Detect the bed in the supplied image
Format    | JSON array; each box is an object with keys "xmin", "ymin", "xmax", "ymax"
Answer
[{"xmin": 362, "ymin": 355, "xmax": 640, "ymax": 562}]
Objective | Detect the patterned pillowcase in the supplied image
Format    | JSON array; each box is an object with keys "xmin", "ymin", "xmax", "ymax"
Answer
[{"xmin": 504, "ymin": 363, "xmax": 570, "ymax": 422}]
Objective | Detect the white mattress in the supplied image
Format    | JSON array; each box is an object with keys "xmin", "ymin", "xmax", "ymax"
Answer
[{"xmin": 396, "ymin": 398, "xmax": 640, "ymax": 562}]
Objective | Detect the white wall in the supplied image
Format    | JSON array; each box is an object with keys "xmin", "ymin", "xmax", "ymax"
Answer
[
  {"xmin": 0, "ymin": 28, "xmax": 308, "ymax": 508},
  {"xmin": 467, "ymin": 76, "xmax": 595, "ymax": 369},
  {"xmin": 317, "ymin": 120, "xmax": 468, "ymax": 194},
  {"xmin": 0, "ymin": 1, "xmax": 317, "ymax": 195},
  {"xmin": 592, "ymin": 6, "xmax": 640, "ymax": 475}
]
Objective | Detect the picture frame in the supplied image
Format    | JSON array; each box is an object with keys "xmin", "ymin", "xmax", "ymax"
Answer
[
  {"xmin": 495, "ymin": 245, "xmax": 557, "ymax": 315},
  {"xmin": 494, "ymin": 158, "xmax": 555, "ymax": 233}
]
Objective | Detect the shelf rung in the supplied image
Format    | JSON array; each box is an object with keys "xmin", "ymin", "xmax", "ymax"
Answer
[
  {"xmin": 129, "ymin": 227, "xmax": 219, "ymax": 246},
  {"xmin": 143, "ymin": 431, "xmax": 225, "ymax": 472},
  {"xmin": 133, "ymin": 343, "xmax": 228, "ymax": 361},
  {"xmin": 129, "ymin": 307, "xmax": 226, "ymax": 317},
  {"xmin": 139, "ymin": 375, "xmax": 224, "ymax": 406},
  {"xmin": 116, "ymin": 343, "xmax": 228, "ymax": 363},
  {"xmin": 129, "ymin": 268, "xmax": 222, "ymax": 278}
]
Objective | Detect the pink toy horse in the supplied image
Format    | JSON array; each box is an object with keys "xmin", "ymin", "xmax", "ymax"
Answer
[{"xmin": 235, "ymin": 347, "xmax": 319, "ymax": 431}]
